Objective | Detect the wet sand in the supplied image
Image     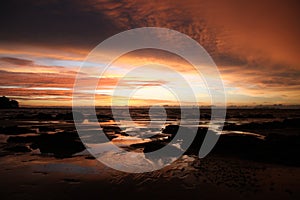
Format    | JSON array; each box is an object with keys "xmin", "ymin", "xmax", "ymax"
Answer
[{"xmin": 0, "ymin": 153, "xmax": 299, "ymax": 200}]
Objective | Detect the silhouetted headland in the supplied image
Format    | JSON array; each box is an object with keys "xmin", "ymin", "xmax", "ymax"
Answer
[{"xmin": 0, "ymin": 96, "xmax": 19, "ymax": 109}]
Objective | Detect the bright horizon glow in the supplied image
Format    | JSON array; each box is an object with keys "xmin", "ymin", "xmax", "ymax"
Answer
[{"xmin": 0, "ymin": 47, "xmax": 299, "ymax": 107}]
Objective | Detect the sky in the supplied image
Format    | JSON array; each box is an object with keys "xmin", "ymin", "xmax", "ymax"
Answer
[{"xmin": 0, "ymin": 0, "xmax": 299, "ymax": 106}]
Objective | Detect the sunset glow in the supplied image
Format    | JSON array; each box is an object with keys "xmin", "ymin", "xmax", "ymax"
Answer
[{"xmin": 1, "ymin": 0, "xmax": 299, "ymax": 107}]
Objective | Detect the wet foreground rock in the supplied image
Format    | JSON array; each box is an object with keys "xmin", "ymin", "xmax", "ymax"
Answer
[
  {"xmin": 2, "ymin": 121, "xmax": 299, "ymax": 166},
  {"xmin": 6, "ymin": 131, "xmax": 85, "ymax": 158},
  {"xmin": 30, "ymin": 131, "xmax": 85, "ymax": 158},
  {"xmin": 0, "ymin": 125, "xmax": 36, "ymax": 135},
  {"xmin": 223, "ymin": 118, "xmax": 300, "ymax": 134},
  {"xmin": 131, "ymin": 124, "xmax": 300, "ymax": 166},
  {"xmin": 212, "ymin": 133, "xmax": 300, "ymax": 166}
]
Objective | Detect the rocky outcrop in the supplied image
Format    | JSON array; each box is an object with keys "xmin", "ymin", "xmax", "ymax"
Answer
[
  {"xmin": 30, "ymin": 131, "xmax": 85, "ymax": 158},
  {"xmin": 0, "ymin": 96, "xmax": 19, "ymax": 108}
]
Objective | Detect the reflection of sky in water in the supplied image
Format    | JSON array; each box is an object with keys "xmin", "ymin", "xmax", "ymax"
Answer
[{"xmin": 1, "ymin": 108, "xmax": 294, "ymax": 169}]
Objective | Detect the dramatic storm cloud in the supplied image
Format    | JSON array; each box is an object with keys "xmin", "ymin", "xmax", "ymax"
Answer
[{"xmin": 0, "ymin": 0, "xmax": 299, "ymax": 106}]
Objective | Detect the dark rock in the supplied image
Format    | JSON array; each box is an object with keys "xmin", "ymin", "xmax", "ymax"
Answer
[
  {"xmin": 0, "ymin": 126, "xmax": 35, "ymax": 135},
  {"xmin": 263, "ymin": 134, "xmax": 300, "ymax": 166},
  {"xmin": 131, "ymin": 140, "xmax": 167, "ymax": 153},
  {"xmin": 55, "ymin": 111, "xmax": 84, "ymax": 123},
  {"xmin": 7, "ymin": 135, "xmax": 38, "ymax": 143},
  {"xmin": 131, "ymin": 140, "xmax": 183, "ymax": 160},
  {"xmin": 85, "ymin": 155, "xmax": 96, "ymax": 160},
  {"xmin": 86, "ymin": 114, "xmax": 114, "ymax": 122},
  {"xmin": 212, "ymin": 133, "xmax": 300, "ymax": 166},
  {"xmin": 34, "ymin": 113, "xmax": 54, "ymax": 120},
  {"xmin": 102, "ymin": 126, "xmax": 128, "ymax": 140},
  {"xmin": 231, "ymin": 114, "xmax": 274, "ymax": 119},
  {"xmin": 133, "ymin": 123, "xmax": 300, "ymax": 166},
  {"xmin": 4, "ymin": 145, "xmax": 31, "ymax": 152},
  {"xmin": 97, "ymin": 114, "xmax": 113, "ymax": 122},
  {"xmin": 131, "ymin": 125, "xmax": 208, "ymax": 156},
  {"xmin": 37, "ymin": 126, "xmax": 56, "ymax": 132},
  {"xmin": 31, "ymin": 131, "xmax": 85, "ymax": 158},
  {"xmin": 184, "ymin": 127, "xmax": 211, "ymax": 156},
  {"xmin": 162, "ymin": 125, "xmax": 180, "ymax": 136},
  {"xmin": 223, "ymin": 121, "xmax": 285, "ymax": 131},
  {"xmin": 282, "ymin": 118, "xmax": 300, "ymax": 127},
  {"xmin": 200, "ymin": 114, "xmax": 211, "ymax": 119},
  {"xmin": 223, "ymin": 118, "xmax": 300, "ymax": 140},
  {"xmin": 62, "ymin": 178, "xmax": 80, "ymax": 183},
  {"xmin": 0, "ymin": 96, "xmax": 19, "ymax": 109},
  {"xmin": 212, "ymin": 134, "xmax": 264, "ymax": 156},
  {"xmin": 7, "ymin": 131, "xmax": 85, "ymax": 157}
]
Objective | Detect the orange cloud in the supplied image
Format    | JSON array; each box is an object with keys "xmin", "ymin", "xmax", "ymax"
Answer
[{"xmin": 0, "ymin": 0, "xmax": 299, "ymax": 106}]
